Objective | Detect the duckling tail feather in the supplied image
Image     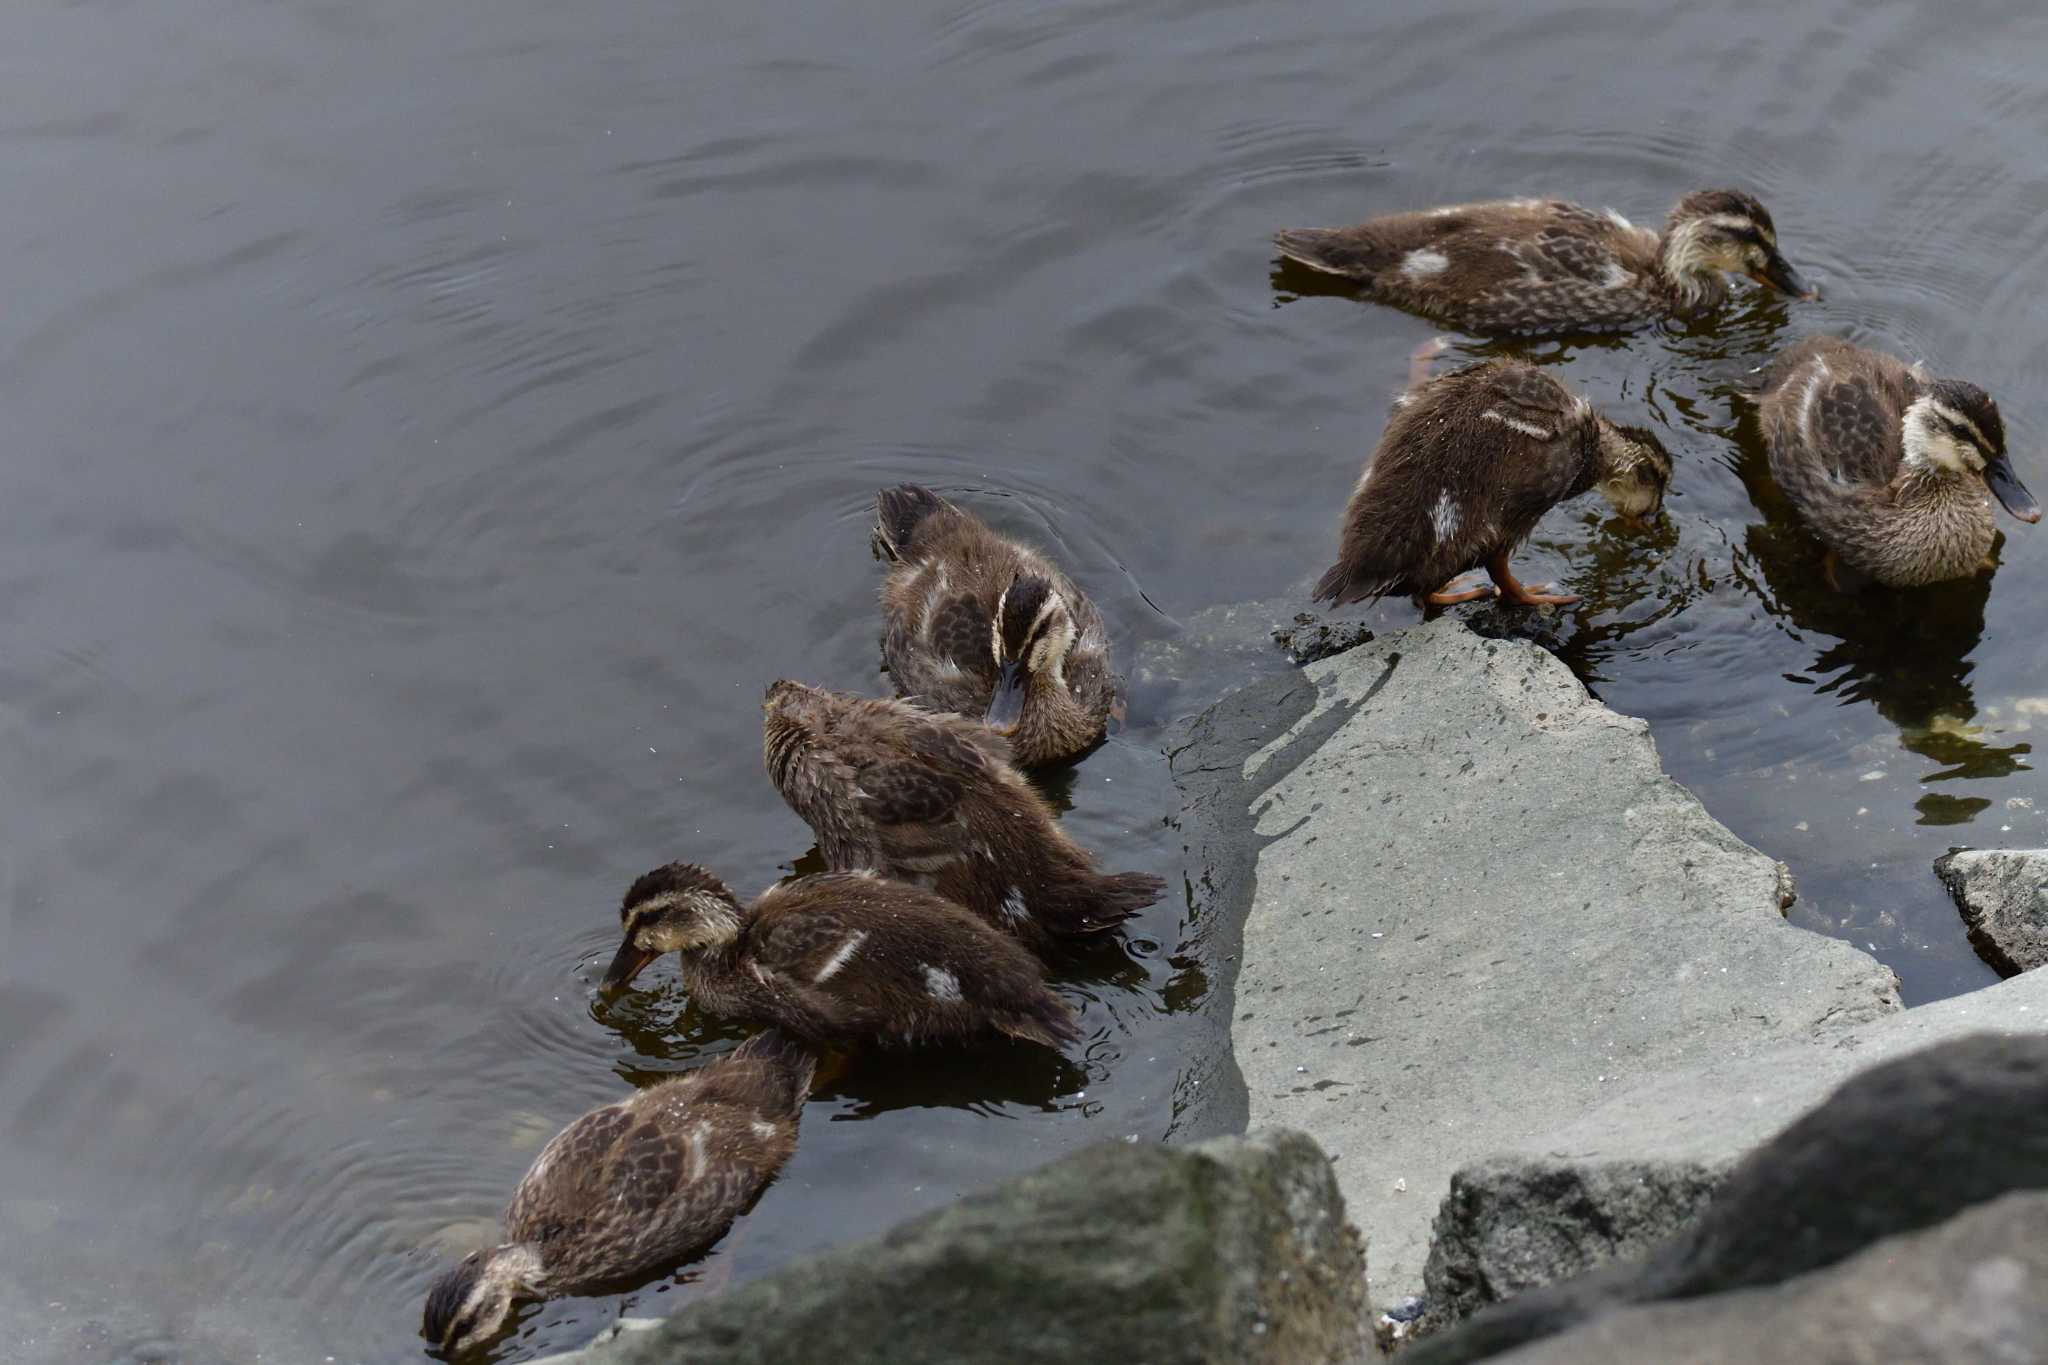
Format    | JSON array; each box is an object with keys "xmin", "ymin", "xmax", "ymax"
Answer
[
  {"xmin": 727, "ymin": 1027, "xmax": 819, "ymax": 1117},
  {"xmin": 872, "ymin": 484, "xmax": 948, "ymax": 562},
  {"xmin": 1077, "ymin": 869, "xmax": 1164, "ymax": 931},
  {"xmin": 1000, "ymin": 995, "xmax": 1084, "ymax": 1050},
  {"xmin": 1312, "ymin": 559, "xmax": 1399, "ymax": 608},
  {"xmin": 1273, "ymin": 228, "xmax": 1376, "ymax": 280}
]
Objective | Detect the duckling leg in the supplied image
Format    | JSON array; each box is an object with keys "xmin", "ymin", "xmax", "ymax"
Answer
[
  {"xmin": 1486, "ymin": 552, "xmax": 1580, "ymax": 607},
  {"xmin": 1423, "ymin": 571, "xmax": 1497, "ymax": 606}
]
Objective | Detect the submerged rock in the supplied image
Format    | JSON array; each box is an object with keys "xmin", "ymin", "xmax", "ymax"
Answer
[
  {"xmin": 1271, "ymin": 611, "xmax": 1375, "ymax": 666},
  {"xmin": 1407, "ymin": 1032, "xmax": 2048, "ymax": 1363},
  {"xmin": 556, "ymin": 1130, "xmax": 1369, "ymax": 1365},
  {"xmin": 1935, "ymin": 847, "xmax": 2048, "ymax": 975}
]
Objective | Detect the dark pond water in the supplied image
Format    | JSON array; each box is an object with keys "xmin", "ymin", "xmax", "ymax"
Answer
[{"xmin": 4, "ymin": 0, "xmax": 2045, "ymax": 1359}]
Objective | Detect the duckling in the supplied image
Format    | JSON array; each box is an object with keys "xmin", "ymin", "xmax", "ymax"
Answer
[
  {"xmin": 598, "ymin": 862, "xmax": 1080, "ymax": 1049},
  {"xmin": 1313, "ymin": 359, "xmax": 1672, "ymax": 608},
  {"xmin": 872, "ymin": 484, "xmax": 1118, "ymax": 768},
  {"xmin": 762, "ymin": 680, "xmax": 1163, "ymax": 951},
  {"xmin": 1274, "ymin": 188, "xmax": 1813, "ymax": 334},
  {"xmin": 421, "ymin": 1028, "xmax": 812, "ymax": 1357},
  {"xmin": 1757, "ymin": 337, "xmax": 2039, "ymax": 586}
]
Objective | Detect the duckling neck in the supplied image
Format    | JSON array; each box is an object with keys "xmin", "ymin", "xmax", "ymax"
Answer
[
  {"xmin": 674, "ymin": 943, "xmax": 753, "ymax": 1014},
  {"xmin": 1014, "ymin": 673, "xmax": 1092, "ymax": 762},
  {"xmin": 1654, "ymin": 223, "xmax": 1728, "ymax": 310}
]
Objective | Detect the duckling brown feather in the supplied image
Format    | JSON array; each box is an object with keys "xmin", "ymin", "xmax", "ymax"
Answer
[
  {"xmin": 1757, "ymin": 337, "xmax": 2015, "ymax": 586},
  {"xmin": 722, "ymin": 873, "xmax": 1081, "ymax": 1048},
  {"xmin": 1276, "ymin": 198, "xmax": 1668, "ymax": 334},
  {"xmin": 1314, "ymin": 361, "xmax": 1605, "ymax": 606},
  {"xmin": 762, "ymin": 682, "xmax": 1162, "ymax": 952},
  {"xmin": 873, "ymin": 484, "xmax": 1117, "ymax": 766},
  {"xmin": 500, "ymin": 1030, "xmax": 810, "ymax": 1292}
]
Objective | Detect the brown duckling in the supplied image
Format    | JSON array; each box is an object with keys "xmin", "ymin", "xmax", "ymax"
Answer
[
  {"xmin": 1313, "ymin": 359, "xmax": 1671, "ymax": 608},
  {"xmin": 1758, "ymin": 337, "xmax": 2039, "ymax": 586},
  {"xmin": 599, "ymin": 862, "xmax": 1081, "ymax": 1049},
  {"xmin": 421, "ymin": 1028, "xmax": 812, "ymax": 1357},
  {"xmin": 1274, "ymin": 188, "xmax": 1813, "ymax": 334},
  {"xmin": 872, "ymin": 484, "xmax": 1118, "ymax": 768},
  {"xmin": 762, "ymin": 680, "xmax": 1163, "ymax": 951}
]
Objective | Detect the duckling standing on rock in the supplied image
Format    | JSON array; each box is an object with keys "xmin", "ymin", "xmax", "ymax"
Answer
[
  {"xmin": 872, "ymin": 484, "xmax": 1119, "ymax": 768},
  {"xmin": 1313, "ymin": 360, "xmax": 1671, "ymax": 609},
  {"xmin": 1274, "ymin": 188, "xmax": 1813, "ymax": 334},
  {"xmin": 598, "ymin": 862, "xmax": 1080, "ymax": 1049},
  {"xmin": 1758, "ymin": 337, "xmax": 2039, "ymax": 587},
  {"xmin": 421, "ymin": 1029, "xmax": 812, "ymax": 1357},
  {"xmin": 762, "ymin": 680, "xmax": 1164, "ymax": 952}
]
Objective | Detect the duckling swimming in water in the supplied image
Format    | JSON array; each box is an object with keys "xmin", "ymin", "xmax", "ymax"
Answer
[
  {"xmin": 1757, "ymin": 337, "xmax": 2039, "ymax": 587},
  {"xmin": 599, "ymin": 861, "xmax": 1080, "ymax": 1049},
  {"xmin": 1274, "ymin": 188, "xmax": 1813, "ymax": 334},
  {"xmin": 1313, "ymin": 359, "xmax": 1671, "ymax": 608},
  {"xmin": 421, "ymin": 1029, "xmax": 812, "ymax": 1357},
  {"xmin": 762, "ymin": 680, "xmax": 1163, "ymax": 952},
  {"xmin": 872, "ymin": 484, "xmax": 1118, "ymax": 768}
]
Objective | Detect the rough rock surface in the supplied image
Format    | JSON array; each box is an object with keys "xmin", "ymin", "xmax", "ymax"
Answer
[
  {"xmin": 1214, "ymin": 616, "xmax": 1900, "ymax": 1298},
  {"xmin": 1416, "ymin": 964, "xmax": 2048, "ymax": 1333},
  {"xmin": 1410, "ymin": 1032, "xmax": 2048, "ymax": 1363},
  {"xmin": 1936, "ymin": 847, "xmax": 2048, "ymax": 975},
  {"xmin": 1489, "ymin": 1190, "xmax": 2048, "ymax": 1365},
  {"xmin": 553, "ymin": 1130, "xmax": 1369, "ymax": 1365}
]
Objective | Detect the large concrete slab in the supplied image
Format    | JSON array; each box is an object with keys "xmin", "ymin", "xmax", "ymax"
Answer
[{"xmin": 1220, "ymin": 617, "xmax": 1902, "ymax": 1299}]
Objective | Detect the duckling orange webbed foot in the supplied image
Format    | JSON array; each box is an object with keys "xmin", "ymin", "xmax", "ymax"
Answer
[
  {"xmin": 1486, "ymin": 551, "xmax": 1580, "ymax": 607},
  {"xmin": 1423, "ymin": 571, "xmax": 1498, "ymax": 607}
]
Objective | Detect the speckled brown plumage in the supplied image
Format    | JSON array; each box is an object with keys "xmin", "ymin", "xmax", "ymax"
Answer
[
  {"xmin": 1312, "ymin": 360, "xmax": 1671, "ymax": 608},
  {"xmin": 600, "ymin": 862, "xmax": 1080, "ymax": 1049},
  {"xmin": 1274, "ymin": 188, "xmax": 1810, "ymax": 335},
  {"xmin": 761, "ymin": 680, "xmax": 1162, "ymax": 952},
  {"xmin": 421, "ymin": 1029, "xmax": 811, "ymax": 1355},
  {"xmin": 1758, "ymin": 337, "xmax": 2039, "ymax": 586},
  {"xmin": 872, "ymin": 484, "xmax": 1118, "ymax": 768}
]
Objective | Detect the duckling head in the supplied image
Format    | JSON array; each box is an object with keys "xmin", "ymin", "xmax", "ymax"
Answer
[
  {"xmin": 422, "ymin": 1242, "xmax": 543, "ymax": 1358},
  {"xmin": 1662, "ymin": 189, "xmax": 1813, "ymax": 303},
  {"xmin": 1593, "ymin": 421, "xmax": 1674, "ymax": 525},
  {"xmin": 1903, "ymin": 382, "xmax": 2040, "ymax": 521},
  {"xmin": 986, "ymin": 575, "xmax": 1077, "ymax": 731},
  {"xmin": 601, "ymin": 862, "xmax": 746, "ymax": 992}
]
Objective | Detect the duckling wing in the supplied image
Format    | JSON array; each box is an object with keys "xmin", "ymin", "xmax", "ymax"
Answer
[
  {"xmin": 883, "ymin": 588, "xmax": 996, "ymax": 712},
  {"xmin": 1762, "ymin": 341, "xmax": 1907, "ymax": 493},
  {"xmin": 752, "ymin": 875, "xmax": 1077, "ymax": 1047}
]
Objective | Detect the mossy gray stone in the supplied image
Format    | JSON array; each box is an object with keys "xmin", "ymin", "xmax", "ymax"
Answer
[{"xmin": 560, "ymin": 1129, "xmax": 1368, "ymax": 1365}]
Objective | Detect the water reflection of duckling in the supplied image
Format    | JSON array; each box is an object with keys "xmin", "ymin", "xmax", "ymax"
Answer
[
  {"xmin": 872, "ymin": 484, "xmax": 1118, "ymax": 767},
  {"xmin": 599, "ymin": 862, "xmax": 1081, "ymax": 1050},
  {"xmin": 1312, "ymin": 360, "xmax": 1671, "ymax": 609},
  {"xmin": 761, "ymin": 680, "xmax": 1163, "ymax": 952},
  {"xmin": 1274, "ymin": 188, "xmax": 1813, "ymax": 334},
  {"xmin": 420, "ymin": 1029, "xmax": 812, "ymax": 1358},
  {"xmin": 1758, "ymin": 337, "xmax": 2040, "ymax": 587}
]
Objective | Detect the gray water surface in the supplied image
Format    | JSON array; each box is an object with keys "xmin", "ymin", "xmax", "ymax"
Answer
[{"xmin": 3, "ymin": 0, "xmax": 2044, "ymax": 1359}]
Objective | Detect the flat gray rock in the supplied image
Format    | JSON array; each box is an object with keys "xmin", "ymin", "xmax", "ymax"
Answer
[
  {"xmin": 1489, "ymin": 1190, "xmax": 2048, "ymax": 1365},
  {"xmin": 1936, "ymin": 847, "xmax": 2048, "ymax": 975},
  {"xmin": 1216, "ymin": 616, "xmax": 1902, "ymax": 1300},
  {"xmin": 553, "ymin": 1130, "xmax": 1369, "ymax": 1365}
]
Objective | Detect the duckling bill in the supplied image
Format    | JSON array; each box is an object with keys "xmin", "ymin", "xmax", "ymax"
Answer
[
  {"xmin": 1313, "ymin": 360, "xmax": 1672, "ymax": 609},
  {"xmin": 761, "ymin": 680, "xmax": 1164, "ymax": 953},
  {"xmin": 1275, "ymin": 188, "xmax": 1813, "ymax": 334},
  {"xmin": 1758, "ymin": 337, "xmax": 2038, "ymax": 587},
  {"xmin": 872, "ymin": 484, "xmax": 1120, "ymax": 768},
  {"xmin": 421, "ymin": 1029, "xmax": 811, "ymax": 1357},
  {"xmin": 600, "ymin": 862, "xmax": 1081, "ymax": 1050}
]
